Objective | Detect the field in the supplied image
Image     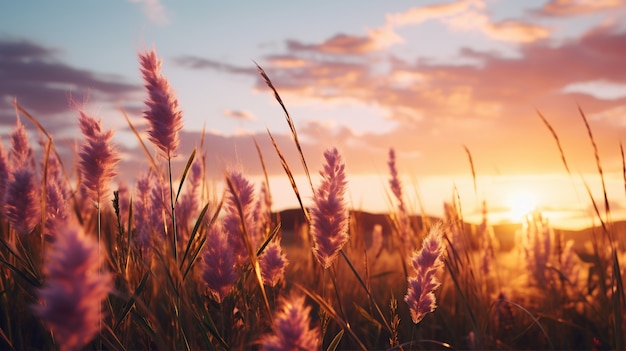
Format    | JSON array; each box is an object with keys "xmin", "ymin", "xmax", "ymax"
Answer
[{"xmin": 0, "ymin": 49, "xmax": 624, "ymax": 351}]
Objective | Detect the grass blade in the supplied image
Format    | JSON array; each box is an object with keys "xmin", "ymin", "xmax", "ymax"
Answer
[
  {"xmin": 326, "ymin": 329, "xmax": 345, "ymax": 351},
  {"xmin": 113, "ymin": 271, "xmax": 151, "ymax": 332},
  {"xmin": 295, "ymin": 283, "xmax": 368, "ymax": 351},
  {"xmin": 175, "ymin": 148, "xmax": 196, "ymax": 204}
]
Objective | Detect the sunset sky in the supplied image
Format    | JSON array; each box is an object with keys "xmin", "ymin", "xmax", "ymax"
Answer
[{"xmin": 1, "ymin": 1, "xmax": 626, "ymax": 228}]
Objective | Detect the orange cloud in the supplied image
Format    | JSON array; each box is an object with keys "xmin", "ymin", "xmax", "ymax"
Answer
[
  {"xmin": 483, "ymin": 20, "xmax": 551, "ymax": 43},
  {"xmin": 539, "ymin": 0, "xmax": 625, "ymax": 15},
  {"xmin": 387, "ymin": 0, "xmax": 474, "ymax": 26}
]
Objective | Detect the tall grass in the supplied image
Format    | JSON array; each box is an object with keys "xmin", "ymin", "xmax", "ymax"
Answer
[{"xmin": 0, "ymin": 48, "xmax": 623, "ymax": 351}]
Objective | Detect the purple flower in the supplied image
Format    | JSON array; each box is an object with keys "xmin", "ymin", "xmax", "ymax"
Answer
[
  {"xmin": 139, "ymin": 49, "xmax": 184, "ymax": 159},
  {"xmin": 388, "ymin": 148, "xmax": 412, "ymax": 245},
  {"xmin": 259, "ymin": 240, "xmax": 288, "ymax": 287},
  {"xmin": 310, "ymin": 148, "xmax": 349, "ymax": 269},
  {"xmin": 34, "ymin": 225, "xmax": 112, "ymax": 351},
  {"xmin": 77, "ymin": 111, "xmax": 119, "ymax": 205},
  {"xmin": 201, "ymin": 222, "xmax": 237, "ymax": 303},
  {"xmin": 223, "ymin": 171, "xmax": 258, "ymax": 264},
  {"xmin": 134, "ymin": 173, "xmax": 154, "ymax": 253},
  {"xmin": 43, "ymin": 154, "xmax": 71, "ymax": 240},
  {"xmin": 262, "ymin": 295, "xmax": 320, "ymax": 351},
  {"xmin": 404, "ymin": 223, "xmax": 445, "ymax": 324},
  {"xmin": 9, "ymin": 118, "xmax": 33, "ymax": 170},
  {"xmin": 4, "ymin": 168, "xmax": 40, "ymax": 235}
]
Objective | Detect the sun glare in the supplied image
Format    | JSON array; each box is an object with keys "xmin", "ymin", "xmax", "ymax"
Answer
[{"xmin": 506, "ymin": 190, "xmax": 538, "ymax": 222}]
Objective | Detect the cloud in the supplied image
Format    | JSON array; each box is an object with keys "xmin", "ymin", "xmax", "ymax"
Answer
[
  {"xmin": 0, "ymin": 39, "xmax": 140, "ymax": 133},
  {"xmin": 387, "ymin": 0, "xmax": 475, "ymax": 26},
  {"xmin": 224, "ymin": 109, "xmax": 256, "ymax": 121},
  {"xmin": 537, "ymin": 0, "xmax": 625, "ymax": 16},
  {"xmin": 129, "ymin": 0, "xmax": 170, "ymax": 25},
  {"xmin": 174, "ymin": 55, "xmax": 256, "ymax": 75}
]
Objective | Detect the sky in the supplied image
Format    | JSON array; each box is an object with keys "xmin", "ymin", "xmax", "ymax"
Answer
[{"xmin": 1, "ymin": 0, "xmax": 626, "ymax": 228}]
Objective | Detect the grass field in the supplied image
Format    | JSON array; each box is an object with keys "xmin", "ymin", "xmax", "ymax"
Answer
[{"xmin": 0, "ymin": 48, "xmax": 624, "ymax": 351}]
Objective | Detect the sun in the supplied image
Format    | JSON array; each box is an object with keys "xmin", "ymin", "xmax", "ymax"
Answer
[{"xmin": 506, "ymin": 190, "xmax": 538, "ymax": 222}]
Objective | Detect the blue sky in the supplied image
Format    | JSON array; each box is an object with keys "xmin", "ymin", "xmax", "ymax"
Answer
[{"xmin": 2, "ymin": 0, "xmax": 626, "ymax": 224}]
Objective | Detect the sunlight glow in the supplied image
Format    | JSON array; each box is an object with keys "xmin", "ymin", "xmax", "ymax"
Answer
[{"xmin": 506, "ymin": 190, "xmax": 538, "ymax": 222}]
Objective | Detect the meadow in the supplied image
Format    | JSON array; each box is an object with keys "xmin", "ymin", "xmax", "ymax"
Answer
[{"xmin": 0, "ymin": 48, "xmax": 624, "ymax": 351}]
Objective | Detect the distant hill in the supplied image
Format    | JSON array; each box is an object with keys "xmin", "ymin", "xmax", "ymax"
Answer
[{"xmin": 275, "ymin": 208, "xmax": 622, "ymax": 255}]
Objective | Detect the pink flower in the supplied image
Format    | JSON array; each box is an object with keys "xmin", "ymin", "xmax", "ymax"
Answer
[
  {"xmin": 262, "ymin": 295, "xmax": 320, "ymax": 351},
  {"xmin": 4, "ymin": 168, "xmax": 40, "ymax": 235},
  {"xmin": 310, "ymin": 148, "xmax": 349, "ymax": 269},
  {"xmin": 77, "ymin": 111, "xmax": 119, "ymax": 205},
  {"xmin": 9, "ymin": 118, "xmax": 33, "ymax": 170},
  {"xmin": 404, "ymin": 223, "xmax": 445, "ymax": 324},
  {"xmin": 259, "ymin": 240, "xmax": 288, "ymax": 287},
  {"xmin": 201, "ymin": 222, "xmax": 237, "ymax": 303},
  {"xmin": 139, "ymin": 49, "xmax": 184, "ymax": 159},
  {"xmin": 34, "ymin": 225, "xmax": 112, "ymax": 351},
  {"xmin": 223, "ymin": 171, "xmax": 258, "ymax": 264},
  {"xmin": 388, "ymin": 148, "xmax": 412, "ymax": 246}
]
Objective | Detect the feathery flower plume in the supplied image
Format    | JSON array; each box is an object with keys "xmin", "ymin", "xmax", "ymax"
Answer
[
  {"xmin": 42, "ymin": 151, "xmax": 71, "ymax": 239},
  {"xmin": 139, "ymin": 49, "xmax": 183, "ymax": 158},
  {"xmin": 310, "ymin": 148, "xmax": 349, "ymax": 269},
  {"xmin": 224, "ymin": 171, "xmax": 258, "ymax": 264},
  {"xmin": 262, "ymin": 295, "xmax": 320, "ymax": 351},
  {"xmin": 388, "ymin": 148, "xmax": 413, "ymax": 246},
  {"xmin": 201, "ymin": 222, "xmax": 237, "ymax": 303},
  {"xmin": 77, "ymin": 110, "xmax": 119, "ymax": 205},
  {"xmin": 149, "ymin": 176, "xmax": 170, "ymax": 241},
  {"xmin": 9, "ymin": 117, "xmax": 33, "ymax": 170},
  {"xmin": 4, "ymin": 168, "xmax": 40, "ymax": 235},
  {"xmin": 134, "ymin": 173, "xmax": 154, "ymax": 253},
  {"xmin": 34, "ymin": 225, "xmax": 112, "ymax": 351},
  {"xmin": 404, "ymin": 223, "xmax": 445, "ymax": 324},
  {"xmin": 259, "ymin": 240, "xmax": 288, "ymax": 287}
]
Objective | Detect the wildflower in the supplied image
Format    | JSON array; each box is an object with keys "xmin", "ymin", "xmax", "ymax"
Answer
[
  {"xmin": 259, "ymin": 240, "xmax": 288, "ymax": 287},
  {"xmin": 201, "ymin": 222, "xmax": 237, "ymax": 303},
  {"xmin": 310, "ymin": 148, "xmax": 349, "ymax": 269},
  {"xmin": 134, "ymin": 173, "xmax": 154, "ymax": 253},
  {"xmin": 404, "ymin": 223, "xmax": 445, "ymax": 324},
  {"xmin": 77, "ymin": 110, "xmax": 119, "ymax": 206},
  {"xmin": 262, "ymin": 295, "xmax": 320, "ymax": 351},
  {"xmin": 4, "ymin": 168, "xmax": 40, "ymax": 235},
  {"xmin": 388, "ymin": 148, "xmax": 413, "ymax": 246},
  {"xmin": 9, "ymin": 118, "xmax": 33, "ymax": 170},
  {"xmin": 139, "ymin": 49, "xmax": 183, "ymax": 159},
  {"xmin": 34, "ymin": 225, "xmax": 112, "ymax": 351},
  {"xmin": 224, "ymin": 171, "xmax": 258, "ymax": 264}
]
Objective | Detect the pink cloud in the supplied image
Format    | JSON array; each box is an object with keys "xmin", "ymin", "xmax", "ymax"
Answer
[{"xmin": 483, "ymin": 20, "xmax": 551, "ymax": 43}]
